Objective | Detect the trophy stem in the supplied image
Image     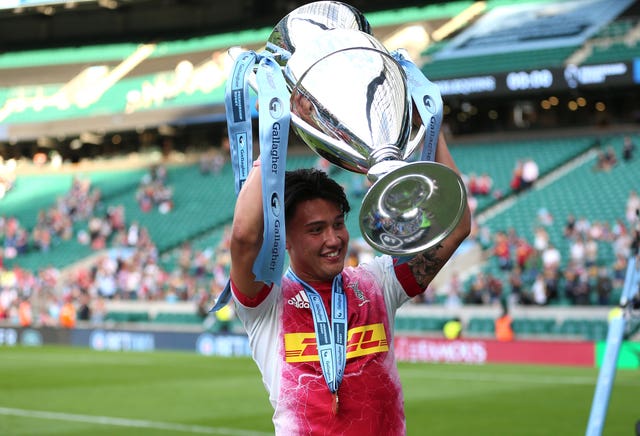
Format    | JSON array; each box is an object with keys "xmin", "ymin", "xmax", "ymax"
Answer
[{"xmin": 367, "ymin": 147, "xmax": 404, "ymax": 184}]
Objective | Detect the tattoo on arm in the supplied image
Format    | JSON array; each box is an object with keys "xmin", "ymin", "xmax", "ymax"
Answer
[{"xmin": 408, "ymin": 243, "xmax": 444, "ymax": 289}]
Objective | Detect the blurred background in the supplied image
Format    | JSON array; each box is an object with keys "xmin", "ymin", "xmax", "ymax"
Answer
[{"xmin": 1, "ymin": 0, "xmax": 639, "ymax": 357}]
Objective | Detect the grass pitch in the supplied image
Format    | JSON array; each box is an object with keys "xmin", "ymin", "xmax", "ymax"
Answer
[{"xmin": 0, "ymin": 345, "xmax": 637, "ymax": 435}]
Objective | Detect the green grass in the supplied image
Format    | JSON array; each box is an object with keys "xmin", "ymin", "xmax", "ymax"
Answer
[{"xmin": 0, "ymin": 345, "xmax": 637, "ymax": 435}]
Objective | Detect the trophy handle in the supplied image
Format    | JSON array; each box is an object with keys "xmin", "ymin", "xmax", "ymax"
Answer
[
  {"xmin": 359, "ymin": 161, "xmax": 467, "ymax": 257},
  {"xmin": 403, "ymin": 123, "xmax": 426, "ymax": 161}
]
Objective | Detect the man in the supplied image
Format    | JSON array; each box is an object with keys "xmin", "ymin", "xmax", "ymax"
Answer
[
  {"xmin": 495, "ymin": 302, "xmax": 514, "ymax": 342},
  {"xmin": 229, "ymin": 133, "xmax": 470, "ymax": 435}
]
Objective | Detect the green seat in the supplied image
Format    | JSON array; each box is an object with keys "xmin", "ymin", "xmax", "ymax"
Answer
[
  {"xmin": 467, "ymin": 317, "xmax": 494, "ymax": 334},
  {"xmin": 105, "ymin": 311, "xmax": 149, "ymax": 323},
  {"xmin": 154, "ymin": 312, "xmax": 203, "ymax": 324},
  {"xmin": 587, "ymin": 320, "xmax": 609, "ymax": 341}
]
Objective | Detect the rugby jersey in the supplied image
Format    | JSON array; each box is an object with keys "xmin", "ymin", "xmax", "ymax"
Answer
[{"xmin": 231, "ymin": 255, "xmax": 422, "ymax": 435}]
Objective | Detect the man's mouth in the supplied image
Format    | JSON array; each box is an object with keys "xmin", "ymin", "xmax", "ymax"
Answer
[{"xmin": 323, "ymin": 250, "xmax": 340, "ymax": 259}]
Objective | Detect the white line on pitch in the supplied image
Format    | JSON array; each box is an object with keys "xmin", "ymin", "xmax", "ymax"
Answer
[
  {"xmin": 0, "ymin": 407, "xmax": 271, "ymax": 436},
  {"xmin": 401, "ymin": 369, "xmax": 640, "ymax": 387}
]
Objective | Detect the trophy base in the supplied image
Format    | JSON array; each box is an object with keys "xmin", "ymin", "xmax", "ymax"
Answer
[{"xmin": 359, "ymin": 161, "xmax": 467, "ymax": 257}]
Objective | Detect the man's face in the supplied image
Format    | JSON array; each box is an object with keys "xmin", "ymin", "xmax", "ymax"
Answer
[{"xmin": 286, "ymin": 198, "xmax": 349, "ymax": 283}]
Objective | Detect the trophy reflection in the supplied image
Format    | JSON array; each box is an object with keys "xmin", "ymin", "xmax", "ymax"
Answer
[{"xmin": 250, "ymin": 1, "xmax": 467, "ymax": 256}]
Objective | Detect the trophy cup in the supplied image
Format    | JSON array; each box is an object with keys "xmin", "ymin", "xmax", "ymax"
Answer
[{"xmin": 234, "ymin": 1, "xmax": 467, "ymax": 257}]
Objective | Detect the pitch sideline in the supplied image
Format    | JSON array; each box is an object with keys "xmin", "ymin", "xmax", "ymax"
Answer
[{"xmin": 0, "ymin": 406, "xmax": 271, "ymax": 436}]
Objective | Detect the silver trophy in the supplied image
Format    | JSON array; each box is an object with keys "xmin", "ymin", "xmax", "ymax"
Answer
[{"xmin": 244, "ymin": 1, "xmax": 467, "ymax": 256}]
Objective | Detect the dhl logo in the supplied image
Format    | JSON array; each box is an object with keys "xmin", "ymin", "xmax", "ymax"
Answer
[{"xmin": 284, "ymin": 323, "xmax": 388, "ymax": 362}]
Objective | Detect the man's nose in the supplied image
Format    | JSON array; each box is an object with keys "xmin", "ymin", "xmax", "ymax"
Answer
[{"xmin": 325, "ymin": 228, "xmax": 341, "ymax": 245}]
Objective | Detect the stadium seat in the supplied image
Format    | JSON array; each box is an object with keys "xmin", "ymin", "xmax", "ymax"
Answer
[{"xmin": 105, "ymin": 311, "xmax": 150, "ymax": 323}]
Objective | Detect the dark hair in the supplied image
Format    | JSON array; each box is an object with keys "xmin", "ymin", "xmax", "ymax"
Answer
[{"xmin": 284, "ymin": 168, "xmax": 350, "ymax": 222}]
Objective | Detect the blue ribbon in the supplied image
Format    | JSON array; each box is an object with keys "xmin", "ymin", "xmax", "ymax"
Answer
[
  {"xmin": 586, "ymin": 255, "xmax": 639, "ymax": 435},
  {"xmin": 392, "ymin": 51, "xmax": 443, "ymax": 163},
  {"xmin": 211, "ymin": 52, "xmax": 290, "ymax": 313},
  {"xmin": 286, "ymin": 268, "xmax": 347, "ymax": 395},
  {"xmin": 225, "ymin": 51, "xmax": 257, "ymax": 193},
  {"xmin": 252, "ymin": 55, "xmax": 290, "ymax": 286}
]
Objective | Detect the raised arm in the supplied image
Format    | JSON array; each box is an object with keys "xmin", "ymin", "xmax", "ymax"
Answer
[
  {"xmin": 407, "ymin": 132, "xmax": 471, "ymax": 289},
  {"xmin": 229, "ymin": 161, "xmax": 267, "ymax": 298}
]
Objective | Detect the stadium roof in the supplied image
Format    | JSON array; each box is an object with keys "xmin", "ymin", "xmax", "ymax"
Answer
[{"xmin": 0, "ymin": 0, "xmax": 438, "ymax": 51}]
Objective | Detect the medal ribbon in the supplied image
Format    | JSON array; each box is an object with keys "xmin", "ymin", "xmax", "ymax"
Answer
[
  {"xmin": 252, "ymin": 55, "xmax": 290, "ymax": 286},
  {"xmin": 225, "ymin": 50, "xmax": 257, "ymax": 193},
  {"xmin": 286, "ymin": 268, "xmax": 347, "ymax": 405},
  {"xmin": 211, "ymin": 51, "xmax": 290, "ymax": 313},
  {"xmin": 392, "ymin": 50, "xmax": 443, "ymax": 163}
]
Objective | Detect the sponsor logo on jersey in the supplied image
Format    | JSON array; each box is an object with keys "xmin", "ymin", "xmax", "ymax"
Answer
[
  {"xmin": 287, "ymin": 290, "xmax": 310, "ymax": 309},
  {"xmin": 284, "ymin": 323, "xmax": 388, "ymax": 362}
]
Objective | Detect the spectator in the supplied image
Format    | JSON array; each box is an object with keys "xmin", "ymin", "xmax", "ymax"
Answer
[
  {"xmin": 533, "ymin": 226, "xmax": 550, "ymax": 253},
  {"xmin": 564, "ymin": 213, "xmax": 577, "ymax": 238},
  {"xmin": 465, "ymin": 272, "xmax": 487, "ymax": 305},
  {"xmin": 91, "ymin": 297, "xmax": 107, "ymax": 324},
  {"xmin": 59, "ymin": 295, "xmax": 77, "ymax": 328},
  {"xmin": 468, "ymin": 173, "xmax": 492, "ymax": 196},
  {"xmin": 510, "ymin": 160, "xmax": 523, "ymax": 193},
  {"xmin": 622, "ymin": 135, "xmax": 635, "ymax": 162},
  {"xmin": 595, "ymin": 267, "xmax": 613, "ymax": 305},
  {"xmin": 18, "ymin": 297, "xmax": 32, "ymax": 327},
  {"xmin": 486, "ymin": 273, "xmax": 503, "ymax": 305},
  {"xmin": 77, "ymin": 292, "xmax": 92, "ymax": 321},
  {"xmin": 443, "ymin": 272, "xmax": 463, "ymax": 309},
  {"xmin": 626, "ymin": 190, "xmax": 640, "ymax": 225},
  {"xmin": 515, "ymin": 237, "xmax": 535, "ymax": 271},
  {"xmin": 541, "ymin": 242, "xmax": 561, "ymax": 271},
  {"xmin": 536, "ymin": 207, "xmax": 553, "ymax": 227},
  {"xmin": 214, "ymin": 302, "xmax": 235, "ymax": 333},
  {"xmin": 543, "ymin": 268, "xmax": 560, "ymax": 303},
  {"xmin": 520, "ymin": 158, "xmax": 539, "ymax": 190},
  {"xmin": 569, "ymin": 235, "xmax": 586, "ymax": 267},
  {"xmin": 508, "ymin": 266, "xmax": 524, "ymax": 305},
  {"xmin": 569, "ymin": 269, "xmax": 592, "ymax": 305},
  {"xmin": 493, "ymin": 231, "xmax": 513, "ymax": 271},
  {"xmin": 531, "ymin": 273, "xmax": 547, "ymax": 305},
  {"xmin": 595, "ymin": 146, "xmax": 617, "ymax": 171},
  {"xmin": 443, "ymin": 317, "xmax": 462, "ymax": 340},
  {"xmin": 495, "ymin": 303, "xmax": 514, "ymax": 341},
  {"xmin": 476, "ymin": 173, "xmax": 493, "ymax": 196},
  {"xmin": 584, "ymin": 235, "xmax": 599, "ymax": 269}
]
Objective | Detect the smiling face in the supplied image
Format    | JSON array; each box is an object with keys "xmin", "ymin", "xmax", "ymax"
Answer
[{"xmin": 286, "ymin": 198, "xmax": 350, "ymax": 284}]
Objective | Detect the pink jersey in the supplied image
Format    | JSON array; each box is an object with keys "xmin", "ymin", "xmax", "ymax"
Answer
[{"xmin": 232, "ymin": 255, "xmax": 422, "ymax": 435}]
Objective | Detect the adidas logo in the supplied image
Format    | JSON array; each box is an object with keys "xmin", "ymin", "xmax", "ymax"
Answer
[{"xmin": 287, "ymin": 291, "xmax": 310, "ymax": 309}]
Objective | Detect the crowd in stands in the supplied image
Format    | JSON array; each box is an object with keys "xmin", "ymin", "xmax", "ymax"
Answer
[
  {"xmin": 463, "ymin": 157, "xmax": 540, "ymax": 216},
  {"xmin": 594, "ymin": 135, "xmax": 636, "ymax": 172},
  {"xmin": 2, "ymin": 174, "xmax": 103, "ymax": 259},
  {"xmin": 0, "ymin": 140, "xmax": 639, "ymax": 330},
  {"xmin": 452, "ymin": 188, "xmax": 639, "ymax": 309},
  {"xmin": 0, "ymin": 162, "xmax": 225, "ymax": 328},
  {"xmin": 135, "ymin": 164, "xmax": 174, "ymax": 214}
]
